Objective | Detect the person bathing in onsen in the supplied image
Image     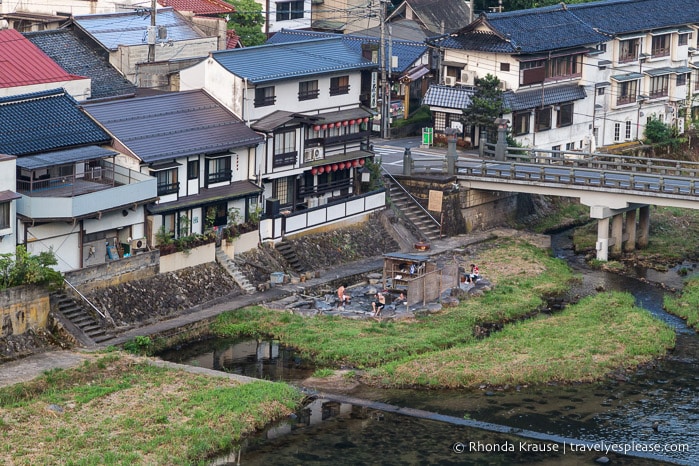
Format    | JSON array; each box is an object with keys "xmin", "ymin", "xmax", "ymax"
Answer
[
  {"xmin": 372, "ymin": 292, "xmax": 386, "ymax": 316},
  {"xmin": 337, "ymin": 284, "xmax": 351, "ymax": 306}
]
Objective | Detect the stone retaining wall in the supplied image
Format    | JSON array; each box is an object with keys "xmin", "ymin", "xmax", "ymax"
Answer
[
  {"xmin": 64, "ymin": 251, "xmax": 160, "ymax": 295},
  {"xmin": 0, "ymin": 285, "xmax": 50, "ymax": 337}
]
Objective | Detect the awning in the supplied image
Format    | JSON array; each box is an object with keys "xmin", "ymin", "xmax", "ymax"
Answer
[
  {"xmin": 0, "ymin": 190, "xmax": 21, "ymax": 202},
  {"xmin": 304, "ymin": 150, "xmax": 373, "ymax": 168},
  {"xmin": 401, "ymin": 65, "xmax": 431, "ymax": 82},
  {"xmin": 610, "ymin": 72, "xmax": 643, "ymax": 82},
  {"xmin": 147, "ymin": 180, "xmax": 262, "ymax": 215},
  {"xmin": 148, "ymin": 160, "xmax": 182, "ymax": 171},
  {"xmin": 15, "ymin": 146, "xmax": 117, "ymax": 170},
  {"xmin": 300, "ymin": 107, "xmax": 374, "ymax": 125}
]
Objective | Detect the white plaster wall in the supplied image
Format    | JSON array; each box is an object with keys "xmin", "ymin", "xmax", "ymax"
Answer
[
  {"xmin": 23, "ymin": 222, "xmax": 81, "ymax": 272},
  {"xmin": 0, "ymin": 79, "xmax": 91, "ymax": 101}
]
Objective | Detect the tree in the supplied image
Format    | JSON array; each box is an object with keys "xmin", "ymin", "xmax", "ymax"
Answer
[
  {"xmin": 226, "ymin": 0, "xmax": 266, "ymax": 47},
  {"xmin": 461, "ymin": 73, "xmax": 509, "ymax": 134},
  {"xmin": 644, "ymin": 118, "xmax": 674, "ymax": 144},
  {"xmin": 0, "ymin": 246, "xmax": 62, "ymax": 290}
]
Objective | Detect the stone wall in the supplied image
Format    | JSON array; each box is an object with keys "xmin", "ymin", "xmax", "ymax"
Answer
[
  {"xmin": 64, "ymin": 251, "xmax": 160, "ymax": 295},
  {"xmin": 460, "ymin": 189, "xmax": 520, "ymax": 232},
  {"xmin": 0, "ymin": 285, "xmax": 50, "ymax": 337},
  {"xmin": 160, "ymin": 243, "xmax": 216, "ymax": 273},
  {"xmin": 393, "ymin": 175, "xmax": 466, "ymax": 236}
]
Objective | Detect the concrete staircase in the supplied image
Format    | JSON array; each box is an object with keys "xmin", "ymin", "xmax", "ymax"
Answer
[
  {"xmin": 51, "ymin": 292, "xmax": 111, "ymax": 344},
  {"xmin": 386, "ymin": 178, "xmax": 442, "ymax": 242},
  {"xmin": 274, "ymin": 240, "xmax": 307, "ymax": 274},
  {"xmin": 215, "ymin": 248, "xmax": 256, "ymax": 294}
]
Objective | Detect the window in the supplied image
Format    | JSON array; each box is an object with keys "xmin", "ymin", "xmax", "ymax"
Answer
[
  {"xmin": 273, "ymin": 131, "xmax": 297, "ymax": 167},
  {"xmin": 273, "ymin": 177, "xmax": 292, "ymax": 205},
  {"xmin": 565, "ymin": 142, "xmax": 575, "ymax": 151},
  {"xmin": 520, "ymin": 59, "xmax": 546, "ymax": 85},
  {"xmin": 556, "ymin": 103, "xmax": 573, "ymax": 127},
  {"xmin": 330, "ymin": 76, "xmax": 350, "ymax": 96},
  {"xmin": 298, "ymin": 80, "xmax": 319, "ymax": 101},
  {"xmin": 617, "ymin": 80, "xmax": 638, "ymax": 105},
  {"xmin": 618, "ymin": 38, "xmax": 639, "ymax": 62},
  {"xmin": 552, "ymin": 145, "xmax": 561, "ymax": 152},
  {"xmin": 649, "ymin": 75, "xmax": 669, "ymax": 99},
  {"xmin": 512, "ymin": 112, "xmax": 530, "ymax": 136},
  {"xmin": 679, "ymin": 34, "xmax": 689, "ymax": 46},
  {"xmin": 500, "ymin": 63, "xmax": 510, "ymax": 72},
  {"xmin": 597, "ymin": 87, "xmax": 605, "ymax": 96},
  {"xmin": 651, "ymin": 34, "xmax": 670, "ymax": 57},
  {"xmin": 206, "ymin": 157, "xmax": 231, "ymax": 185},
  {"xmin": 677, "ymin": 73, "xmax": 687, "ymax": 86},
  {"xmin": 163, "ymin": 213, "xmax": 176, "ymax": 237},
  {"xmin": 535, "ymin": 107, "xmax": 552, "ymax": 132},
  {"xmin": 614, "ymin": 123, "xmax": 620, "ymax": 142},
  {"xmin": 156, "ymin": 169, "xmax": 179, "ymax": 196},
  {"xmin": 596, "ymin": 43, "xmax": 607, "ymax": 53},
  {"xmin": 625, "ymin": 121, "xmax": 632, "ymax": 139},
  {"xmin": 254, "ymin": 86, "xmax": 276, "ymax": 107},
  {"xmin": 434, "ymin": 112, "xmax": 446, "ymax": 131},
  {"xmin": 547, "ymin": 55, "xmax": 580, "ymax": 79},
  {"xmin": 276, "ymin": 0, "xmax": 303, "ymax": 21},
  {"xmin": 187, "ymin": 160, "xmax": 199, "ymax": 180},
  {"xmin": 0, "ymin": 201, "xmax": 9, "ymax": 230}
]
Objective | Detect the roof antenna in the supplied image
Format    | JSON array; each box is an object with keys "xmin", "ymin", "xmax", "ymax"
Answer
[{"xmin": 560, "ymin": 2, "xmax": 567, "ymax": 10}]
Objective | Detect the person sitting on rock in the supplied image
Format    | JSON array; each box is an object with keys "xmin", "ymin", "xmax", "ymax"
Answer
[
  {"xmin": 372, "ymin": 292, "xmax": 386, "ymax": 316},
  {"xmin": 337, "ymin": 284, "xmax": 351, "ymax": 306},
  {"xmin": 467, "ymin": 264, "xmax": 480, "ymax": 283}
]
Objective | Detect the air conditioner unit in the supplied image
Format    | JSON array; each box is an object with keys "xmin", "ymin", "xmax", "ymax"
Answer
[
  {"xmin": 130, "ymin": 238, "xmax": 146, "ymax": 251},
  {"xmin": 304, "ymin": 148, "xmax": 315, "ymax": 163},
  {"xmin": 444, "ymin": 76, "xmax": 457, "ymax": 86},
  {"xmin": 459, "ymin": 70, "xmax": 477, "ymax": 85},
  {"xmin": 313, "ymin": 147, "xmax": 323, "ymax": 160}
]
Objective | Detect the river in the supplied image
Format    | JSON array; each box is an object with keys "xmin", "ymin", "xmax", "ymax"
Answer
[{"xmin": 159, "ymin": 231, "xmax": 699, "ymax": 465}]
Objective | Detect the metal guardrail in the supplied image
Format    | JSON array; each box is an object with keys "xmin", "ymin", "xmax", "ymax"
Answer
[
  {"xmin": 63, "ymin": 278, "xmax": 115, "ymax": 326},
  {"xmin": 381, "ymin": 166, "xmax": 442, "ymax": 234}
]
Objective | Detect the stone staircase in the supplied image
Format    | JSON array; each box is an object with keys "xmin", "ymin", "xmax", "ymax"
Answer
[
  {"xmin": 274, "ymin": 240, "xmax": 307, "ymax": 274},
  {"xmin": 51, "ymin": 292, "xmax": 111, "ymax": 344},
  {"xmin": 386, "ymin": 178, "xmax": 442, "ymax": 242},
  {"xmin": 215, "ymin": 248, "xmax": 256, "ymax": 294}
]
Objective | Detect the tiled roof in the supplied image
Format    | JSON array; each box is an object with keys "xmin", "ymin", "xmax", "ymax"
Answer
[
  {"xmin": 226, "ymin": 29, "xmax": 241, "ymax": 49},
  {"xmin": 83, "ymin": 90, "xmax": 264, "ymax": 164},
  {"xmin": 568, "ymin": 0, "xmax": 699, "ymax": 36},
  {"xmin": 0, "ymin": 29, "xmax": 86, "ymax": 89},
  {"xmin": 266, "ymin": 29, "xmax": 426, "ymax": 74},
  {"xmin": 16, "ymin": 146, "xmax": 117, "ymax": 170},
  {"xmin": 213, "ymin": 37, "xmax": 377, "ymax": 83},
  {"xmin": 431, "ymin": 29, "xmax": 515, "ymax": 53},
  {"xmin": 148, "ymin": 180, "xmax": 262, "ymax": 214},
  {"xmin": 158, "ymin": 0, "xmax": 234, "ymax": 15},
  {"xmin": 444, "ymin": 0, "xmax": 699, "ymax": 55},
  {"xmin": 387, "ymin": 0, "xmax": 471, "ymax": 35},
  {"xmin": 0, "ymin": 89, "xmax": 112, "ymax": 156},
  {"xmin": 73, "ymin": 8, "xmax": 206, "ymax": 51},
  {"xmin": 503, "ymin": 84, "xmax": 587, "ymax": 111},
  {"xmin": 24, "ymin": 29, "xmax": 137, "ymax": 100},
  {"xmin": 422, "ymin": 84, "xmax": 475, "ymax": 110},
  {"xmin": 357, "ymin": 19, "xmax": 431, "ymax": 42}
]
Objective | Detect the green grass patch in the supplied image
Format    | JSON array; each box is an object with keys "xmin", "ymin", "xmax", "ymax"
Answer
[
  {"xmin": 311, "ymin": 368, "xmax": 335, "ymax": 378},
  {"xmin": 372, "ymin": 292, "xmax": 675, "ymax": 388},
  {"xmin": 664, "ymin": 277, "xmax": 699, "ymax": 330},
  {"xmin": 212, "ymin": 241, "xmax": 574, "ymax": 369},
  {"xmin": 0, "ymin": 353, "xmax": 303, "ymax": 465}
]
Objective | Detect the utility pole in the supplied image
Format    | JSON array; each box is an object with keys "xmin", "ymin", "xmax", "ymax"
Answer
[
  {"xmin": 148, "ymin": 0, "xmax": 156, "ymax": 63},
  {"xmin": 379, "ymin": 0, "xmax": 390, "ymax": 139}
]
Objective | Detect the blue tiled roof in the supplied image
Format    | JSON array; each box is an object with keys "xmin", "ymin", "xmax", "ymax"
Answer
[
  {"xmin": 503, "ymin": 84, "xmax": 587, "ymax": 112},
  {"xmin": 0, "ymin": 89, "xmax": 112, "ymax": 156},
  {"xmin": 445, "ymin": 0, "xmax": 699, "ymax": 54},
  {"xmin": 16, "ymin": 146, "xmax": 117, "ymax": 170},
  {"xmin": 266, "ymin": 29, "xmax": 426, "ymax": 74},
  {"xmin": 568, "ymin": 0, "xmax": 699, "ymax": 36},
  {"xmin": 212, "ymin": 37, "xmax": 377, "ymax": 84},
  {"xmin": 422, "ymin": 84, "xmax": 475, "ymax": 109},
  {"xmin": 73, "ymin": 8, "xmax": 205, "ymax": 51},
  {"xmin": 24, "ymin": 29, "xmax": 137, "ymax": 100}
]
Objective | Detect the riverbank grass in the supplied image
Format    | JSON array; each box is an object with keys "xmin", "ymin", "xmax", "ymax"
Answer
[
  {"xmin": 375, "ymin": 292, "xmax": 675, "ymax": 388},
  {"xmin": 213, "ymin": 240, "xmax": 573, "ymax": 368},
  {"xmin": 0, "ymin": 353, "xmax": 302, "ymax": 465},
  {"xmin": 664, "ymin": 277, "xmax": 699, "ymax": 330}
]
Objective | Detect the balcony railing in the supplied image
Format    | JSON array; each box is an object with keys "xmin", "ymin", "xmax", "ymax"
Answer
[
  {"xmin": 206, "ymin": 170, "xmax": 232, "ymax": 185},
  {"xmin": 157, "ymin": 182, "xmax": 180, "ymax": 196},
  {"xmin": 298, "ymin": 90, "xmax": 319, "ymax": 101},
  {"xmin": 329, "ymin": 85, "xmax": 350, "ymax": 96},
  {"xmin": 616, "ymin": 95, "xmax": 636, "ymax": 106},
  {"xmin": 254, "ymin": 96, "xmax": 276, "ymax": 107},
  {"xmin": 298, "ymin": 178, "xmax": 351, "ymax": 196}
]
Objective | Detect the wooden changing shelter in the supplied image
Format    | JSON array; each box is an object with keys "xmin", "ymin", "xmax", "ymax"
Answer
[{"xmin": 382, "ymin": 252, "xmax": 458, "ymax": 306}]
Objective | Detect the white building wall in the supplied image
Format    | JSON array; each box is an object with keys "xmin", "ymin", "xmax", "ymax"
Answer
[
  {"xmin": 0, "ymin": 157, "xmax": 17, "ymax": 255},
  {"xmin": 22, "ymin": 221, "xmax": 81, "ymax": 272},
  {"xmin": 0, "ymin": 78, "xmax": 92, "ymax": 101}
]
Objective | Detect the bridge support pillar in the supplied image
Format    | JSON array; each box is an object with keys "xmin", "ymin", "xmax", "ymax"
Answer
[
  {"xmin": 596, "ymin": 217, "xmax": 610, "ymax": 261},
  {"xmin": 624, "ymin": 209, "xmax": 637, "ymax": 252},
  {"xmin": 638, "ymin": 205, "xmax": 650, "ymax": 248},
  {"xmin": 611, "ymin": 213, "xmax": 623, "ymax": 255}
]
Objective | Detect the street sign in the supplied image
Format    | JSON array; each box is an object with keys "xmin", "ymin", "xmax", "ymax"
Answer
[{"xmin": 422, "ymin": 127, "xmax": 433, "ymax": 146}]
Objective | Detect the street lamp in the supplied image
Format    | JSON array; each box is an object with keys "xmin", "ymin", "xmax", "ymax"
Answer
[{"xmin": 360, "ymin": 166, "xmax": 372, "ymax": 184}]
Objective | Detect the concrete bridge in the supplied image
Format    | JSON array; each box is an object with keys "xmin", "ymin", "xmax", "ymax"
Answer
[{"xmin": 402, "ymin": 134, "xmax": 699, "ymax": 261}]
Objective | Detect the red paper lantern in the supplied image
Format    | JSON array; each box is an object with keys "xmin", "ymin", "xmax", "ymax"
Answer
[
  {"xmin": 343, "ymin": 120, "xmax": 349, "ymax": 126},
  {"xmin": 359, "ymin": 159, "xmax": 365, "ymax": 166},
  {"xmin": 349, "ymin": 119, "xmax": 356, "ymax": 125},
  {"xmin": 313, "ymin": 125, "xmax": 321, "ymax": 131},
  {"xmin": 321, "ymin": 124, "xmax": 328, "ymax": 130},
  {"xmin": 318, "ymin": 166, "xmax": 325, "ymax": 174},
  {"xmin": 311, "ymin": 167, "xmax": 318, "ymax": 175},
  {"xmin": 363, "ymin": 117, "xmax": 369, "ymax": 123},
  {"xmin": 352, "ymin": 160, "xmax": 359, "ymax": 167},
  {"xmin": 338, "ymin": 162, "xmax": 345, "ymax": 170},
  {"xmin": 332, "ymin": 164, "xmax": 339, "ymax": 171}
]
